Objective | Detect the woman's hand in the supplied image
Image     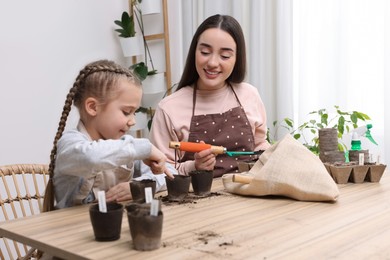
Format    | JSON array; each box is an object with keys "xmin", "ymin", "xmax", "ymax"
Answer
[
  {"xmin": 194, "ymin": 141, "xmax": 216, "ymax": 171},
  {"xmin": 106, "ymin": 182, "xmax": 132, "ymax": 202}
]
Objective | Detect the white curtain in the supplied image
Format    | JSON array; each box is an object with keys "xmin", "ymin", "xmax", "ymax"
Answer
[
  {"xmin": 293, "ymin": 0, "xmax": 386, "ymax": 163},
  {"xmin": 167, "ymin": 0, "xmax": 388, "ymax": 163}
]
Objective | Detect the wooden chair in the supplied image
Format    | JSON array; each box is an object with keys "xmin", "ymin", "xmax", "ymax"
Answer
[{"xmin": 0, "ymin": 164, "xmax": 49, "ymax": 260}]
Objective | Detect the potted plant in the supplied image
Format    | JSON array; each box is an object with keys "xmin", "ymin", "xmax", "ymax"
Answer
[
  {"xmin": 120, "ymin": 0, "xmax": 168, "ymax": 132},
  {"xmin": 268, "ymin": 105, "xmax": 371, "ymax": 154},
  {"xmin": 128, "ymin": 1, "xmax": 167, "ymax": 131},
  {"xmin": 114, "ymin": 11, "xmax": 144, "ymax": 57}
]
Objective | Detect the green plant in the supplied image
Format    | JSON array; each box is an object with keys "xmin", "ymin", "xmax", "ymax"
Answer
[
  {"xmin": 114, "ymin": 11, "xmax": 136, "ymax": 38},
  {"xmin": 268, "ymin": 105, "xmax": 371, "ymax": 154},
  {"xmin": 120, "ymin": 0, "xmax": 167, "ymax": 131},
  {"xmin": 129, "ymin": 62, "xmax": 157, "ymax": 81}
]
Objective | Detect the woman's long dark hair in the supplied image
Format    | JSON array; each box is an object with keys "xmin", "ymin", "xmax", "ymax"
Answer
[{"xmin": 177, "ymin": 14, "xmax": 247, "ymax": 91}]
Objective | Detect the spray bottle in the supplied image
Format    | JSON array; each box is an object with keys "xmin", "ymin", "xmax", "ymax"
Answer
[
  {"xmin": 350, "ymin": 124, "xmax": 378, "ymax": 164},
  {"xmin": 350, "ymin": 124, "xmax": 378, "ymax": 151}
]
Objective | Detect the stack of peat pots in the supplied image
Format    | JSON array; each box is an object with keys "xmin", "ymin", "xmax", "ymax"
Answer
[{"xmin": 318, "ymin": 128, "xmax": 345, "ymax": 164}]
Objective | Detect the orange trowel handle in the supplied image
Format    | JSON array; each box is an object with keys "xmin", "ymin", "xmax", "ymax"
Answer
[{"xmin": 169, "ymin": 141, "xmax": 225, "ymax": 154}]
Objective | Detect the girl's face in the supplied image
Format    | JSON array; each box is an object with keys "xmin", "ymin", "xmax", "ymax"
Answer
[
  {"xmin": 89, "ymin": 78, "xmax": 142, "ymax": 140},
  {"xmin": 195, "ymin": 28, "xmax": 237, "ymax": 90}
]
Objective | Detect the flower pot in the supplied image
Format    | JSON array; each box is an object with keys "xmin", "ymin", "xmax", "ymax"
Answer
[
  {"xmin": 350, "ymin": 165, "xmax": 369, "ymax": 183},
  {"xmin": 365, "ymin": 164, "xmax": 387, "ymax": 182},
  {"xmin": 189, "ymin": 170, "xmax": 213, "ymax": 196},
  {"xmin": 318, "ymin": 128, "xmax": 338, "ymax": 153},
  {"xmin": 127, "ymin": 203, "xmax": 163, "ymax": 251},
  {"xmin": 139, "ymin": 0, "xmax": 162, "ymax": 15},
  {"xmin": 165, "ymin": 175, "xmax": 191, "ymax": 201},
  {"xmin": 130, "ymin": 179, "xmax": 156, "ymax": 203},
  {"xmin": 119, "ymin": 36, "xmax": 144, "ymax": 57},
  {"xmin": 349, "ymin": 150, "xmax": 369, "ymax": 165},
  {"xmin": 142, "ymin": 72, "xmax": 166, "ymax": 94},
  {"xmin": 89, "ymin": 202, "xmax": 124, "ymax": 241},
  {"xmin": 329, "ymin": 164, "xmax": 353, "ymax": 184},
  {"xmin": 320, "ymin": 151, "xmax": 345, "ymax": 164}
]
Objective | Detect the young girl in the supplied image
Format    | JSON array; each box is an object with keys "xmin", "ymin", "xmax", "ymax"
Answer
[{"xmin": 44, "ymin": 60, "xmax": 174, "ymax": 210}]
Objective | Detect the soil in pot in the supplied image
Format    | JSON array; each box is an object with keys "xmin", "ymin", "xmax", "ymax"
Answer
[
  {"xmin": 89, "ymin": 202, "xmax": 124, "ymax": 241},
  {"xmin": 189, "ymin": 170, "xmax": 213, "ymax": 196},
  {"xmin": 127, "ymin": 204, "xmax": 163, "ymax": 251},
  {"xmin": 130, "ymin": 179, "xmax": 156, "ymax": 203},
  {"xmin": 165, "ymin": 175, "xmax": 191, "ymax": 202}
]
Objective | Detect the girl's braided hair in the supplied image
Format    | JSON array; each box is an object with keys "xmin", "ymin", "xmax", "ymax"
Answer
[{"xmin": 43, "ymin": 60, "xmax": 140, "ymax": 212}]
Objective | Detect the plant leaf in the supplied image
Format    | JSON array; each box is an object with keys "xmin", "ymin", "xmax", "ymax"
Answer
[
  {"xmin": 131, "ymin": 62, "xmax": 148, "ymax": 81},
  {"xmin": 147, "ymin": 70, "xmax": 158, "ymax": 76},
  {"xmin": 321, "ymin": 113, "xmax": 328, "ymax": 125},
  {"xmin": 114, "ymin": 11, "xmax": 136, "ymax": 38},
  {"xmin": 350, "ymin": 112, "xmax": 358, "ymax": 124},
  {"xmin": 338, "ymin": 116, "xmax": 345, "ymax": 134},
  {"xmin": 136, "ymin": 107, "xmax": 148, "ymax": 113}
]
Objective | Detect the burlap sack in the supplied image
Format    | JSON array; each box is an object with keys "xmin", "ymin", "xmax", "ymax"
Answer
[{"xmin": 222, "ymin": 134, "xmax": 339, "ymax": 201}]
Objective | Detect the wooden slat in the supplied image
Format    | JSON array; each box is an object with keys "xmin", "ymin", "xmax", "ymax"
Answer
[
  {"xmin": 144, "ymin": 33, "xmax": 164, "ymax": 41},
  {"xmin": 162, "ymin": 0, "xmax": 172, "ymax": 91}
]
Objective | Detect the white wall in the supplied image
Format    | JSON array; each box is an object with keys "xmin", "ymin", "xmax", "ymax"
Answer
[{"xmin": 0, "ymin": 1, "xmax": 130, "ymax": 165}]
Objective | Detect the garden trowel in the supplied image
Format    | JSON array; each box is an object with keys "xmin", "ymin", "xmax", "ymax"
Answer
[{"xmin": 169, "ymin": 141, "xmax": 263, "ymax": 157}]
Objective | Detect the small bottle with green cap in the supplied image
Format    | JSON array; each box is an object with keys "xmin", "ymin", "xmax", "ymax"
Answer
[{"xmin": 351, "ymin": 124, "xmax": 378, "ymax": 151}]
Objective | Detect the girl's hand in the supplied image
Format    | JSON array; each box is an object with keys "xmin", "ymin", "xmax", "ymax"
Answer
[
  {"xmin": 143, "ymin": 145, "xmax": 175, "ymax": 179},
  {"xmin": 106, "ymin": 182, "xmax": 132, "ymax": 202},
  {"xmin": 194, "ymin": 141, "xmax": 216, "ymax": 171}
]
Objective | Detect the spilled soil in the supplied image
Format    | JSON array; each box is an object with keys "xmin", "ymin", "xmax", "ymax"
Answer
[{"xmin": 157, "ymin": 191, "xmax": 223, "ymax": 206}]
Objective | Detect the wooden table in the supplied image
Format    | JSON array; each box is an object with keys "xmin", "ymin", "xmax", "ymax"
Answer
[{"xmin": 1, "ymin": 173, "xmax": 390, "ymax": 260}]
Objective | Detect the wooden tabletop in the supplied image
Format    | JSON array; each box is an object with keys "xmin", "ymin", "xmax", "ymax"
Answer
[{"xmin": 1, "ymin": 173, "xmax": 390, "ymax": 260}]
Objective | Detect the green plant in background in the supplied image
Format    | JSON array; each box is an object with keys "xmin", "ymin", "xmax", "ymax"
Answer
[
  {"xmin": 118, "ymin": 1, "xmax": 158, "ymax": 125},
  {"xmin": 129, "ymin": 62, "xmax": 157, "ymax": 81},
  {"xmin": 268, "ymin": 105, "xmax": 371, "ymax": 155},
  {"xmin": 114, "ymin": 11, "xmax": 136, "ymax": 38},
  {"xmin": 123, "ymin": 1, "xmax": 157, "ymax": 81}
]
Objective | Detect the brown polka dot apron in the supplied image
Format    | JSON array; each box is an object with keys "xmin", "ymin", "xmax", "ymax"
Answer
[{"xmin": 182, "ymin": 84, "xmax": 255, "ymax": 177}]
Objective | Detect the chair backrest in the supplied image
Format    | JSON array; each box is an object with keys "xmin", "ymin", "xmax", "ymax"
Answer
[{"xmin": 0, "ymin": 164, "xmax": 49, "ymax": 260}]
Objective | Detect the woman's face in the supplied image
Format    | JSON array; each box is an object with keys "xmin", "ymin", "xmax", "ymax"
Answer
[{"xmin": 195, "ymin": 28, "xmax": 237, "ymax": 90}]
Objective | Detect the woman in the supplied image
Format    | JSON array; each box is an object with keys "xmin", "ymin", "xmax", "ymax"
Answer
[{"xmin": 150, "ymin": 14, "xmax": 270, "ymax": 177}]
